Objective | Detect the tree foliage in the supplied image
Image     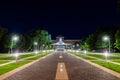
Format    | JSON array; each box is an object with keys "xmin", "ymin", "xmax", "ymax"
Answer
[
  {"xmin": 114, "ymin": 29, "xmax": 120, "ymax": 50},
  {"xmin": 0, "ymin": 26, "xmax": 51, "ymax": 52},
  {"xmin": 80, "ymin": 26, "xmax": 117, "ymax": 52}
]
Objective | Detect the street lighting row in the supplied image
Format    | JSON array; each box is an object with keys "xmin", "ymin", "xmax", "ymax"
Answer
[
  {"xmin": 103, "ymin": 36, "xmax": 111, "ymax": 61},
  {"xmin": 72, "ymin": 35, "xmax": 111, "ymax": 61},
  {"xmin": 11, "ymin": 35, "xmax": 19, "ymax": 53},
  {"xmin": 103, "ymin": 36, "xmax": 110, "ymax": 54},
  {"xmin": 11, "ymin": 35, "xmax": 40, "ymax": 61}
]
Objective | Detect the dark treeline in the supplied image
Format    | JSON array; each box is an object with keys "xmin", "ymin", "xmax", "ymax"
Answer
[
  {"xmin": 80, "ymin": 26, "xmax": 120, "ymax": 52},
  {"xmin": 0, "ymin": 26, "xmax": 52, "ymax": 53}
]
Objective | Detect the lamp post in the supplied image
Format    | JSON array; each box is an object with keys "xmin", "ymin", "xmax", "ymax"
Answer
[
  {"xmin": 84, "ymin": 50, "xmax": 87, "ymax": 55},
  {"xmin": 11, "ymin": 35, "xmax": 19, "ymax": 54},
  {"xmin": 14, "ymin": 53, "xmax": 19, "ymax": 62},
  {"xmin": 43, "ymin": 44, "xmax": 45, "ymax": 52},
  {"xmin": 34, "ymin": 42, "xmax": 38, "ymax": 54},
  {"xmin": 76, "ymin": 44, "xmax": 79, "ymax": 50},
  {"xmin": 34, "ymin": 42, "xmax": 38, "ymax": 50},
  {"xmin": 104, "ymin": 51, "xmax": 108, "ymax": 61},
  {"xmin": 103, "ymin": 36, "xmax": 110, "ymax": 54},
  {"xmin": 72, "ymin": 45, "xmax": 75, "ymax": 52}
]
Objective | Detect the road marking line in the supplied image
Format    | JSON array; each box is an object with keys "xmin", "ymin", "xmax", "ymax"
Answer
[{"xmin": 55, "ymin": 62, "xmax": 69, "ymax": 80}]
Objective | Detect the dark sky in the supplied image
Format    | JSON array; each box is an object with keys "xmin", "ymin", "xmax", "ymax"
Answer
[{"xmin": 0, "ymin": 0, "xmax": 119, "ymax": 39}]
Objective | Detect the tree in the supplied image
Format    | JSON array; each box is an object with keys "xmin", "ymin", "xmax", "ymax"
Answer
[
  {"xmin": 95, "ymin": 26, "xmax": 116, "ymax": 51},
  {"xmin": 114, "ymin": 29, "xmax": 120, "ymax": 50},
  {"xmin": 22, "ymin": 28, "xmax": 51, "ymax": 51},
  {"xmin": 81, "ymin": 34, "xmax": 96, "ymax": 51},
  {"xmin": 0, "ymin": 26, "xmax": 8, "ymax": 52}
]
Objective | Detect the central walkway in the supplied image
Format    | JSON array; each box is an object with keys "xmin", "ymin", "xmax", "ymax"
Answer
[{"xmin": 4, "ymin": 52, "xmax": 120, "ymax": 80}]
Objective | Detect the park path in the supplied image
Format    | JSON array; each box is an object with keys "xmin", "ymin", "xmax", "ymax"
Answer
[{"xmin": 3, "ymin": 52, "xmax": 120, "ymax": 80}]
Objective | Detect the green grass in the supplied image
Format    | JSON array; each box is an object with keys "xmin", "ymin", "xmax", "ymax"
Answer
[
  {"xmin": 71, "ymin": 53, "xmax": 97, "ymax": 60},
  {"xmin": 0, "ymin": 52, "xmax": 50, "ymax": 75},
  {"xmin": 74, "ymin": 52, "xmax": 120, "ymax": 60},
  {"xmin": 111, "ymin": 60, "xmax": 120, "ymax": 63},
  {"xmin": 18, "ymin": 54, "xmax": 35, "ymax": 59},
  {"xmin": 111, "ymin": 53, "xmax": 120, "ymax": 56},
  {"xmin": 0, "ymin": 54, "xmax": 11, "ymax": 56},
  {"xmin": 92, "ymin": 61, "xmax": 120, "ymax": 73},
  {"xmin": 0, "ymin": 61, "xmax": 11, "ymax": 64},
  {"xmin": 0, "ymin": 56, "xmax": 14, "ymax": 60},
  {"xmin": 70, "ymin": 52, "xmax": 120, "ymax": 73},
  {"xmin": 87, "ymin": 54, "xmax": 105, "ymax": 59},
  {"xmin": 26, "ymin": 53, "xmax": 49, "ymax": 60},
  {"xmin": 0, "ymin": 61, "xmax": 31, "ymax": 75},
  {"xmin": 0, "ymin": 53, "xmax": 35, "ymax": 60}
]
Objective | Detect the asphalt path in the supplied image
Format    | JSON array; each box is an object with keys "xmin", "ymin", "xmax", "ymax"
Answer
[{"xmin": 4, "ymin": 52, "xmax": 120, "ymax": 80}]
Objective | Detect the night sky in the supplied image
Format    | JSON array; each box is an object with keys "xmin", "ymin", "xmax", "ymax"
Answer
[{"xmin": 0, "ymin": 0, "xmax": 119, "ymax": 39}]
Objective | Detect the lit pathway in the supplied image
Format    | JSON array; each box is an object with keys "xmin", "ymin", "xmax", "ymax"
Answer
[{"xmin": 3, "ymin": 52, "xmax": 120, "ymax": 80}]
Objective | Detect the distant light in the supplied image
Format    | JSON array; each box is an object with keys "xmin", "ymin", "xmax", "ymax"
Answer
[
  {"xmin": 104, "ymin": 51, "xmax": 109, "ymax": 57},
  {"xmin": 43, "ymin": 44, "xmax": 45, "ymax": 46},
  {"xmin": 34, "ymin": 42, "xmax": 38, "ymax": 45},
  {"xmin": 76, "ymin": 50, "xmax": 79, "ymax": 52},
  {"xmin": 84, "ymin": 50, "xmax": 87, "ymax": 54},
  {"xmin": 34, "ymin": 50, "xmax": 38, "ymax": 54},
  {"xmin": 43, "ymin": 50, "xmax": 46, "ymax": 52},
  {"xmin": 103, "ymin": 36, "xmax": 109, "ymax": 41},
  {"xmin": 76, "ymin": 44, "xmax": 79, "ymax": 47},
  {"xmin": 14, "ymin": 53, "xmax": 19, "ymax": 57},
  {"xmin": 73, "ymin": 45, "xmax": 75, "ymax": 47},
  {"xmin": 12, "ymin": 35, "xmax": 19, "ymax": 41}
]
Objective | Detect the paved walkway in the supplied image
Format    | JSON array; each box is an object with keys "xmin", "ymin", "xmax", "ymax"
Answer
[{"xmin": 3, "ymin": 52, "xmax": 120, "ymax": 80}]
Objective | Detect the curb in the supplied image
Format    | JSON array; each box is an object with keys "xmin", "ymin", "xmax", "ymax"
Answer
[
  {"xmin": 69, "ymin": 53, "xmax": 120, "ymax": 79},
  {"xmin": 0, "ymin": 53, "xmax": 53, "ymax": 80}
]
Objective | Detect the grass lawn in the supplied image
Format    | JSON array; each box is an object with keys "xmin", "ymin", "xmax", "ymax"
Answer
[
  {"xmin": 87, "ymin": 54, "xmax": 105, "ymax": 59},
  {"xmin": 111, "ymin": 60, "xmax": 120, "ymax": 63},
  {"xmin": 92, "ymin": 61, "xmax": 120, "ymax": 73},
  {"xmin": 75, "ymin": 54, "xmax": 97, "ymax": 60},
  {"xmin": 26, "ymin": 53, "xmax": 49, "ymax": 60},
  {"xmin": 70, "ymin": 51, "xmax": 120, "ymax": 73},
  {"xmin": 0, "ymin": 61, "xmax": 31, "ymax": 75},
  {"xmin": 0, "ymin": 54, "xmax": 11, "ymax": 56},
  {"xmin": 18, "ymin": 54, "xmax": 35, "ymax": 59},
  {"xmin": 0, "ymin": 61, "xmax": 11, "ymax": 64},
  {"xmin": 74, "ymin": 52, "xmax": 120, "ymax": 60},
  {"xmin": 0, "ymin": 52, "xmax": 50, "ymax": 75},
  {"xmin": 71, "ymin": 52, "xmax": 97, "ymax": 60},
  {"xmin": 0, "ymin": 53, "xmax": 35, "ymax": 60}
]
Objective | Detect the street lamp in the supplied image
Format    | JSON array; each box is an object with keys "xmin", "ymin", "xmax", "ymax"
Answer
[
  {"xmin": 72, "ymin": 45, "xmax": 75, "ymax": 52},
  {"xmin": 84, "ymin": 50, "xmax": 87, "ymax": 55},
  {"xmin": 103, "ymin": 36, "xmax": 110, "ymax": 54},
  {"xmin": 104, "ymin": 51, "xmax": 109, "ymax": 61},
  {"xmin": 34, "ymin": 50, "xmax": 38, "ymax": 55},
  {"xmin": 11, "ymin": 35, "xmax": 19, "ymax": 53},
  {"xmin": 33, "ymin": 42, "xmax": 38, "ymax": 54},
  {"xmin": 34, "ymin": 42, "xmax": 38, "ymax": 46},
  {"xmin": 42, "ymin": 44, "xmax": 45, "ymax": 51},
  {"xmin": 34, "ymin": 42, "xmax": 38, "ymax": 50},
  {"xmin": 14, "ymin": 52, "xmax": 19, "ymax": 62}
]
